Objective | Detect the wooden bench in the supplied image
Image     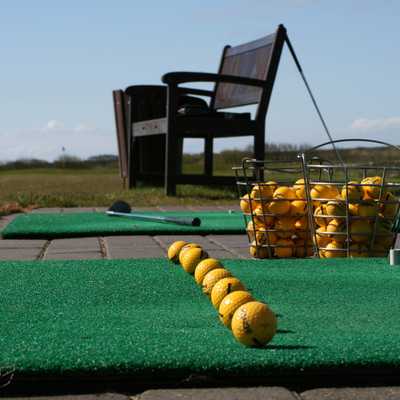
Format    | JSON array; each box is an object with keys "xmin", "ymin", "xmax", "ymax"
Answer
[{"xmin": 113, "ymin": 24, "xmax": 287, "ymax": 195}]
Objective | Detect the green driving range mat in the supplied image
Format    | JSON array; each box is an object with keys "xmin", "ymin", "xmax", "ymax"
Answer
[
  {"xmin": 1, "ymin": 257, "xmax": 400, "ymax": 385},
  {"xmin": 1, "ymin": 211, "xmax": 245, "ymax": 239}
]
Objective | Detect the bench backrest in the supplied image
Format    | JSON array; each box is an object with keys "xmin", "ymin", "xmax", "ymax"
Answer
[{"xmin": 212, "ymin": 24, "xmax": 286, "ymax": 119}]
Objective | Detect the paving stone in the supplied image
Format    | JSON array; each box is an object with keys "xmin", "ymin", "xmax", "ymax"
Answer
[
  {"xmin": 155, "ymin": 235, "xmax": 223, "ymax": 250},
  {"xmin": 138, "ymin": 387, "xmax": 297, "ymax": 400},
  {"xmin": 105, "ymin": 236, "xmax": 159, "ymax": 248},
  {"xmin": 30, "ymin": 208, "xmax": 62, "ymax": 213},
  {"xmin": 230, "ymin": 247, "xmax": 252, "ymax": 259},
  {"xmin": 0, "ymin": 216, "xmax": 17, "ymax": 235},
  {"xmin": 187, "ymin": 205, "xmax": 223, "ymax": 211},
  {"xmin": 107, "ymin": 247, "xmax": 164, "ymax": 259},
  {"xmin": 1, "ymin": 393, "xmax": 129, "ymax": 400},
  {"xmin": 0, "ymin": 240, "xmax": 47, "ymax": 249},
  {"xmin": 207, "ymin": 235, "xmax": 250, "ymax": 259},
  {"xmin": 301, "ymin": 387, "xmax": 400, "ymax": 400},
  {"xmin": 217, "ymin": 205, "xmax": 241, "ymax": 212},
  {"xmin": 207, "ymin": 249, "xmax": 239, "ymax": 259},
  {"xmin": 0, "ymin": 220, "xmax": 9, "ymax": 230},
  {"xmin": 95, "ymin": 207, "xmax": 108, "ymax": 212},
  {"xmin": 0, "ymin": 249, "xmax": 41, "ymax": 260},
  {"xmin": 47, "ymin": 238, "xmax": 100, "ymax": 251},
  {"xmin": 0, "ymin": 214, "xmax": 17, "ymax": 224},
  {"xmin": 44, "ymin": 251, "xmax": 103, "ymax": 260},
  {"xmin": 156, "ymin": 206, "xmax": 191, "ymax": 211},
  {"xmin": 133, "ymin": 207, "xmax": 161, "ymax": 211},
  {"xmin": 208, "ymin": 234, "xmax": 249, "ymax": 247},
  {"xmin": 101, "ymin": 205, "xmax": 160, "ymax": 212},
  {"xmin": 61, "ymin": 207, "xmax": 96, "ymax": 213},
  {"xmin": 152, "ymin": 235, "xmax": 190, "ymax": 248}
]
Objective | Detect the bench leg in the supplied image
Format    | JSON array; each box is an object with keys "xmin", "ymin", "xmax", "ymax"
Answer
[
  {"xmin": 254, "ymin": 124, "xmax": 265, "ymax": 162},
  {"xmin": 165, "ymin": 138, "xmax": 177, "ymax": 196},
  {"xmin": 176, "ymin": 138, "xmax": 183, "ymax": 175},
  {"xmin": 254, "ymin": 125, "xmax": 265, "ymax": 181},
  {"xmin": 204, "ymin": 137, "xmax": 213, "ymax": 177},
  {"xmin": 128, "ymin": 137, "xmax": 138, "ymax": 189},
  {"xmin": 165, "ymin": 84, "xmax": 178, "ymax": 196}
]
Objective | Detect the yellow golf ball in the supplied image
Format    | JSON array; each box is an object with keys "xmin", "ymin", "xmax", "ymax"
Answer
[
  {"xmin": 231, "ymin": 301, "xmax": 277, "ymax": 347},
  {"xmin": 194, "ymin": 258, "xmax": 223, "ymax": 285},
  {"xmin": 218, "ymin": 291, "xmax": 254, "ymax": 328},
  {"xmin": 202, "ymin": 268, "xmax": 231, "ymax": 296},
  {"xmin": 167, "ymin": 240, "xmax": 188, "ymax": 263},
  {"xmin": 210, "ymin": 277, "xmax": 245, "ymax": 309},
  {"xmin": 293, "ymin": 178, "xmax": 306, "ymax": 199},
  {"xmin": 180, "ymin": 247, "xmax": 209, "ymax": 274},
  {"xmin": 178, "ymin": 243, "xmax": 202, "ymax": 265},
  {"xmin": 341, "ymin": 181, "xmax": 362, "ymax": 201}
]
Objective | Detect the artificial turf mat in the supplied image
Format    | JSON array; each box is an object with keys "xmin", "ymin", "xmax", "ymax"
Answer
[
  {"xmin": 1, "ymin": 211, "xmax": 245, "ymax": 239},
  {"xmin": 1, "ymin": 257, "xmax": 400, "ymax": 385}
]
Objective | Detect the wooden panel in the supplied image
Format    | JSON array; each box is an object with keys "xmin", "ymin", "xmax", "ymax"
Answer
[
  {"xmin": 112, "ymin": 90, "xmax": 128, "ymax": 181},
  {"xmin": 214, "ymin": 40, "xmax": 274, "ymax": 109},
  {"xmin": 224, "ymin": 33, "xmax": 275, "ymax": 56},
  {"xmin": 132, "ymin": 118, "xmax": 167, "ymax": 137},
  {"xmin": 125, "ymin": 85, "xmax": 167, "ymax": 122},
  {"xmin": 132, "ymin": 116, "xmax": 256, "ymax": 138}
]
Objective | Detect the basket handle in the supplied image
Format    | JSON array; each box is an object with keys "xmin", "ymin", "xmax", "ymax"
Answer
[
  {"xmin": 241, "ymin": 157, "xmax": 257, "ymax": 169},
  {"xmin": 301, "ymin": 138, "xmax": 400, "ymax": 159}
]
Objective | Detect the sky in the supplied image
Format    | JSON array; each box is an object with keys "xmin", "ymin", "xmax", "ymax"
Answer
[{"xmin": 1, "ymin": 0, "xmax": 399, "ymax": 162}]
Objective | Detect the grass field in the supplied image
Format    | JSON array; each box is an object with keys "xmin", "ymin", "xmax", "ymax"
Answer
[
  {"xmin": 2, "ymin": 145, "xmax": 400, "ymax": 213},
  {"xmin": 0, "ymin": 167, "xmax": 238, "ymax": 210}
]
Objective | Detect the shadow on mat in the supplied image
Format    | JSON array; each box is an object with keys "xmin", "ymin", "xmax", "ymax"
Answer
[
  {"xmin": 276, "ymin": 329, "xmax": 294, "ymax": 334},
  {"xmin": 265, "ymin": 344, "xmax": 314, "ymax": 350}
]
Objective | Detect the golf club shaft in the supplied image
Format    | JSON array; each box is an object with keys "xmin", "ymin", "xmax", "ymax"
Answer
[{"xmin": 106, "ymin": 211, "xmax": 200, "ymax": 226}]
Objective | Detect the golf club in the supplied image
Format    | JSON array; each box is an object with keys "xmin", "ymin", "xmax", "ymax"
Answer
[{"xmin": 107, "ymin": 200, "xmax": 201, "ymax": 227}]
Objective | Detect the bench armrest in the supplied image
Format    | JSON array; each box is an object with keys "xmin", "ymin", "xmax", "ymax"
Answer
[
  {"xmin": 178, "ymin": 87, "xmax": 214, "ymax": 97},
  {"xmin": 162, "ymin": 71, "xmax": 265, "ymax": 88}
]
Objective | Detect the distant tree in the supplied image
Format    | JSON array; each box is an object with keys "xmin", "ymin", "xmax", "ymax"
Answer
[
  {"xmin": 87, "ymin": 154, "xmax": 118, "ymax": 162},
  {"xmin": 1, "ymin": 158, "xmax": 50, "ymax": 169},
  {"xmin": 55, "ymin": 154, "xmax": 82, "ymax": 163},
  {"xmin": 53, "ymin": 154, "xmax": 84, "ymax": 169}
]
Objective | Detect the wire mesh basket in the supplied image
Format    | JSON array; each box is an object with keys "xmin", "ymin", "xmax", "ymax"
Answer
[
  {"xmin": 299, "ymin": 139, "xmax": 400, "ymax": 258},
  {"xmin": 233, "ymin": 158, "xmax": 314, "ymax": 259}
]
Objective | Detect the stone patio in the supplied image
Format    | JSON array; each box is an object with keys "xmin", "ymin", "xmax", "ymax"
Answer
[{"xmin": 0, "ymin": 207, "xmax": 399, "ymax": 399}]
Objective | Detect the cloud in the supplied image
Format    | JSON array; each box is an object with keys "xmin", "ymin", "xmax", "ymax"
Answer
[
  {"xmin": 44, "ymin": 120, "xmax": 65, "ymax": 130},
  {"xmin": 74, "ymin": 122, "xmax": 96, "ymax": 132},
  {"xmin": 350, "ymin": 117, "xmax": 400, "ymax": 132}
]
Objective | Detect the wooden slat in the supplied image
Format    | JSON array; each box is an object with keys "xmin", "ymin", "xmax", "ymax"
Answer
[
  {"xmin": 132, "ymin": 117, "xmax": 257, "ymax": 138},
  {"xmin": 112, "ymin": 90, "xmax": 128, "ymax": 184},
  {"xmin": 213, "ymin": 25, "xmax": 286, "ymax": 111},
  {"xmin": 214, "ymin": 43, "xmax": 273, "ymax": 109},
  {"xmin": 178, "ymin": 87, "xmax": 214, "ymax": 97},
  {"xmin": 132, "ymin": 118, "xmax": 167, "ymax": 137},
  {"xmin": 225, "ymin": 33, "xmax": 275, "ymax": 56}
]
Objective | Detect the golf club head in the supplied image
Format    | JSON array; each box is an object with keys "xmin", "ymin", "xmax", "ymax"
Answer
[{"xmin": 108, "ymin": 200, "xmax": 132, "ymax": 214}]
